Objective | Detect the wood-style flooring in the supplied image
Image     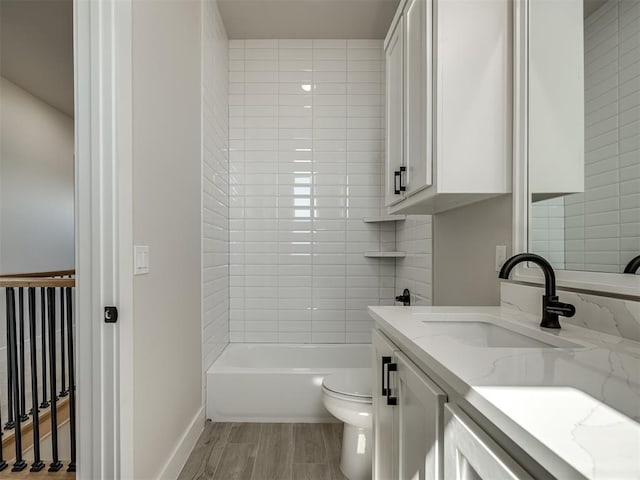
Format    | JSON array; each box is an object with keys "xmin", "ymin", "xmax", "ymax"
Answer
[
  {"xmin": 0, "ymin": 467, "xmax": 75, "ymax": 479},
  {"xmin": 178, "ymin": 422, "xmax": 348, "ymax": 480}
]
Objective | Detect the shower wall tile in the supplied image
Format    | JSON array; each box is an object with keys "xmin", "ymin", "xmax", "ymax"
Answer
[
  {"xmin": 229, "ymin": 40, "xmax": 390, "ymax": 343},
  {"xmin": 533, "ymin": 0, "xmax": 640, "ymax": 273},
  {"xmin": 395, "ymin": 216, "xmax": 433, "ymax": 306},
  {"xmin": 202, "ymin": 0, "xmax": 229, "ymax": 368}
]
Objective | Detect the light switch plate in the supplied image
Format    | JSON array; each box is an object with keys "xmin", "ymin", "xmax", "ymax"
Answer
[
  {"xmin": 495, "ymin": 245, "xmax": 508, "ymax": 272},
  {"xmin": 134, "ymin": 245, "xmax": 149, "ymax": 275}
]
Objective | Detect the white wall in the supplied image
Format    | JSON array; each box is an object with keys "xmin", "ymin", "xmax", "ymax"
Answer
[
  {"xmin": 433, "ymin": 196, "xmax": 512, "ymax": 306},
  {"xmin": 228, "ymin": 39, "xmax": 394, "ymax": 343},
  {"xmin": 202, "ymin": 0, "xmax": 230, "ymax": 371},
  {"xmin": 0, "ymin": 77, "xmax": 74, "ymax": 274},
  {"xmin": 131, "ymin": 1, "xmax": 203, "ymax": 478}
]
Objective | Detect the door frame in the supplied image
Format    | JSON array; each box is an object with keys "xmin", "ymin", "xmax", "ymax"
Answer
[{"xmin": 74, "ymin": 0, "xmax": 134, "ymax": 477}]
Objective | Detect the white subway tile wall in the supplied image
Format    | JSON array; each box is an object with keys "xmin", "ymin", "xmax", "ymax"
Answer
[
  {"xmin": 228, "ymin": 39, "xmax": 399, "ymax": 343},
  {"xmin": 202, "ymin": 0, "xmax": 230, "ymax": 369},
  {"xmin": 564, "ymin": 0, "xmax": 640, "ymax": 272},
  {"xmin": 395, "ymin": 216, "xmax": 433, "ymax": 305},
  {"xmin": 531, "ymin": 0, "xmax": 639, "ymax": 273},
  {"xmin": 530, "ymin": 198, "xmax": 565, "ymax": 269}
]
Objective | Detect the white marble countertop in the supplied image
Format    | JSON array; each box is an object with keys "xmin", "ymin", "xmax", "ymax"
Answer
[{"xmin": 368, "ymin": 306, "xmax": 640, "ymax": 480}]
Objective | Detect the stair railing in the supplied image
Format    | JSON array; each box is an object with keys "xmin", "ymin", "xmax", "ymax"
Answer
[{"xmin": 0, "ymin": 272, "xmax": 76, "ymax": 473}]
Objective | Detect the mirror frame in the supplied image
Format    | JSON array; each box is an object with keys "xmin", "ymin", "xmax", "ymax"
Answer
[{"xmin": 511, "ymin": 0, "xmax": 640, "ymax": 298}]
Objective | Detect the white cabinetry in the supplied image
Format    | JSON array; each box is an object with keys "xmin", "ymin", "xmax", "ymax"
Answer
[
  {"xmin": 385, "ymin": 19, "xmax": 405, "ymax": 207},
  {"xmin": 373, "ymin": 330, "xmax": 446, "ymax": 480},
  {"xmin": 444, "ymin": 405, "xmax": 534, "ymax": 480},
  {"xmin": 384, "ymin": 0, "xmax": 512, "ymax": 214},
  {"xmin": 403, "ymin": 0, "xmax": 432, "ymax": 198},
  {"xmin": 372, "ymin": 329, "xmax": 398, "ymax": 479},
  {"xmin": 529, "ymin": 0, "xmax": 584, "ymax": 200},
  {"xmin": 397, "ymin": 351, "xmax": 446, "ymax": 480},
  {"xmin": 373, "ymin": 328, "xmax": 535, "ymax": 480}
]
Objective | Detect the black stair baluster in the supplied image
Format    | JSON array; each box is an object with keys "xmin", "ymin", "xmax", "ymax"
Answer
[
  {"xmin": 7, "ymin": 288, "xmax": 27, "ymax": 471},
  {"xmin": 0, "ymin": 292, "xmax": 8, "ymax": 472},
  {"xmin": 4, "ymin": 293, "xmax": 14, "ymax": 430},
  {"xmin": 0, "ymin": 378, "xmax": 7, "ymax": 472},
  {"xmin": 17, "ymin": 289, "xmax": 28, "ymax": 422},
  {"xmin": 59, "ymin": 288, "xmax": 67, "ymax": 397},
  {"xmin": 40, "ymin": 288, "xmax": 49, "ymax": 409},
  {"xmin": 47, "ymin": 288, "xmax": 62, "ymax": 472},
  {"xmin": 27, "ymin": 288, "xmax": 45, "ymax": 472},
  {"xmin": 65, "ymin": 287, "xmax": 76, "ymax": 472}
]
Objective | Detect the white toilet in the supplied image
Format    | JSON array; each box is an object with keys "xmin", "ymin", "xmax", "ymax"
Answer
[{"xmin": 321, "ymin": 368, "xmax": 373, "ymax": 480}]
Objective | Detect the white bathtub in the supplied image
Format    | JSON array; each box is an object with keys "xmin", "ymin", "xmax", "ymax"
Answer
[{"xmin": 206, "ymin": 343, "xmax": 372, "ymax": 423}]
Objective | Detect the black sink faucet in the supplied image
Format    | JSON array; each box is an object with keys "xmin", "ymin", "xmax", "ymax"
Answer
[
  {"xmin": 498, "ymin": 253, "xmax": 575, "ymax": 329},
  {"xmin": 623, "ymin": 255, "xmax": 640, "ymax": 274}
]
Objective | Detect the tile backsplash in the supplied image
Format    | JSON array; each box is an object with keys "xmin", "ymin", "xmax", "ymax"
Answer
[
  {"xmin": 228, "ymin": 39, "xmax": 400, "ymax": 343},
  {"xmin": 501, "ymin": 282, "xmax": 640, "ymax": 343}
]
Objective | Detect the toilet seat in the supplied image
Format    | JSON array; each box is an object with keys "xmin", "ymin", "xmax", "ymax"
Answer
[{"xmin": 322, "ymin": 368, "xmax": 372, "ymax": 402}]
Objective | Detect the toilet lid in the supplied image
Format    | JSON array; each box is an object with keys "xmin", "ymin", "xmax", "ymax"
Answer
[{"xmin": 323, "ymin": 368, "xmax": 372, "ymax": 398}]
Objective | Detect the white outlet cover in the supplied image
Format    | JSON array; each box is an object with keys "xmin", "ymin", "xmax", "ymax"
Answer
[
  {"xmin": 495, "ymin": 245, "xmax": 508, "ymax": 272},
  {"xmin": 134, "ymin": 245, "xmax": 149, "ymax": 275}
]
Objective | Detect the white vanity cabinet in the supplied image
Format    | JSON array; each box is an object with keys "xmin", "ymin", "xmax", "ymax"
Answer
[
  {"xmin": 372, "ymin": 329, "xmax": 398, "ymax": 479},
  {"xmin": 373, "ymin": 330, "xmax": 446, "ymax": 480},
  {"xmin": 373, "ymin": 328, "xmax": 536, "ymax": 480},
  {"xmin": 444, "ymin": 405, "xmax": 534, "ymax": 480},
  {"xmin": 397, "ymin": 351, "xmax": 446, "ymax": 480},
  {"xmin": 384, "ymin": 0, "xmax": 512, "ymax": 214}
]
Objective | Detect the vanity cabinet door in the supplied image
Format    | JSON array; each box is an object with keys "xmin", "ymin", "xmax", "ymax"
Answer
[
  {"xmin": 444, "ymin": 405, "xmax": 534, "ymax": 480},
  {"xmin": 396, "ymin": 351, "xmax": 446, "ymax": 480},
  {"xmin": 372, "ymin": 329, "xmax": 398, "ymax": 480},
  {"xmin": 385, "ymin": 18, "xmax": 405, "ymax": 207},
  {"xmin": 403, "ymin": 0, "xmax": 432, "ymax": 197}
]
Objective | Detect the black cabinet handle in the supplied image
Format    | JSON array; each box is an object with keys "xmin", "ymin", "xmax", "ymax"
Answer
[
  {"xmin": 381, "ymin": 356, "xmax": 392, "ymax": 395},
  {"xmin": 394, "ymin": 171, "xmax": 401, "ymax": 194},
  {"xmin": 399, "ymin": 166, "xmax": 406, "ymax": 192},
  {"xmin": 386, "ymin": 362, "xmax": 398, "ymax": 406}
]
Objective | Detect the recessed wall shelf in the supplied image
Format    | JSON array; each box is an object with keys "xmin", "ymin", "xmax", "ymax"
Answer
[
  {"xmin": 363, "ymin": 215, "xmax": 407, "ymax": 223},
  {"xmin": 364, "ymin": 252, "xmax": 406, "ymax": 258}
]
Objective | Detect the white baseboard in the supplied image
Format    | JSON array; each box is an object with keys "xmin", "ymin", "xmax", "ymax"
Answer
[{"xmin": 157, "ymin": 405, "xmax": 205, "ymax": 480}]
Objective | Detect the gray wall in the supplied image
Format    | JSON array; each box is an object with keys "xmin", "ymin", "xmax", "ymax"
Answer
[
  {"xmin": 131, "ymin": 1, "xmax": 203, "ymax": 477},
  {"xmin": 0, "ymin": 77, "xmax": 74, "ymax": 274},
  {"xmin": 433, "ymin": 195, "xmax": 512, "ymax": 306}
]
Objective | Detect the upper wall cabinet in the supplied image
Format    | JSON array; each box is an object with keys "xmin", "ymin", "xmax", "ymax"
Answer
[
  {"xmin": 529, "ymin": 0, "xmax": 585, "ymax": 201},
  {"xmin": 384, "ymin": 0, "xmax": 512, "ymax": 214}
]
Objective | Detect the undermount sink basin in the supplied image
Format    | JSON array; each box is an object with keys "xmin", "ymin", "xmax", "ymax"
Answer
[{"xmin": 418, "ymin": 320, "xmax": 581, "ymax": 349}]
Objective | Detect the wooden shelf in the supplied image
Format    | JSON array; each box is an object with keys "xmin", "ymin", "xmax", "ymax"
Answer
[
  {"xmin": 364, "ymin": 252, "xmax": 406, "ymax": 258},
  {"xmin": 363, "ymin": 215, "xmax": 407, "ymax": 223}
]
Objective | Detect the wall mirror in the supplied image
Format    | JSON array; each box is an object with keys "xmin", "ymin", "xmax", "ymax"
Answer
[{"xmin": 526, "ymin": 0, "xmax": 639, "ymax": 279}]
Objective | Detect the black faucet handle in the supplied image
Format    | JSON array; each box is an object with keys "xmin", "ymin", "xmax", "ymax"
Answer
[
  {"xmin": 395, "ymin": 288, "xmax": 411, "ymax": 306},
  {"xmin": 546, "ymin": 299, "xmax": 576, "ymax": 318}
]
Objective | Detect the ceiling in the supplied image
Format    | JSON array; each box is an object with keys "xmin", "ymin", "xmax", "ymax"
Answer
[
  {"xmin": 584, "ymin": 0, "xmax": 608, "ymax": 18},
  {"xmin": 0, "ymin": 0, "xmax": 609, "ymax": 116},
  {"xmin": 217, "ymin": 0, "xmax": 401, "ymax": 39},
  {"xmin": 0, "ymin": 0, "xmax": 74, "ymax": 117}
]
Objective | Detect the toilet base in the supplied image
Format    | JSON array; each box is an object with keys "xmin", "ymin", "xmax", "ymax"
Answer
[{"xmin": 339, "ymin": 423, "xmax": 372, "ymax": 480}]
